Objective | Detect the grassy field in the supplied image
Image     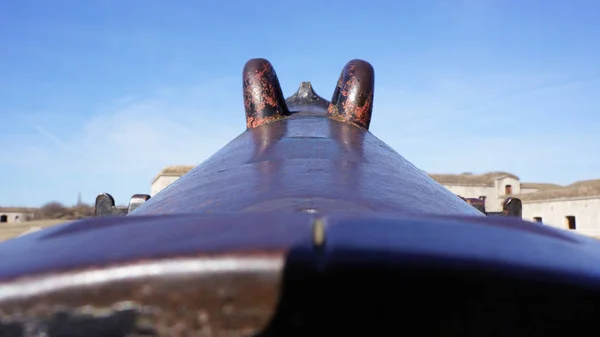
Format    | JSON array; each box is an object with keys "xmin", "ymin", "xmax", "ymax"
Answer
[{"xmin": 0, "ymin": 219, "xmax": 71, "ymax": 242}]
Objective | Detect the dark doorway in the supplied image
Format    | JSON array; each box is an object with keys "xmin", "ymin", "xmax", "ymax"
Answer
[
  {"xmin": 566, "ymin": 216, "xmax": 576, "ymax": 230},
  {"xmin": 533, "ymin": 217, "xmax": 542, "ymax": 223},
  {"xmin": 0, "ymin": 215, "xmax": 7, "ymax": 223},
  {"xmin": 505, "ymin": 185, "xmax": 512, "ymax": 195}
]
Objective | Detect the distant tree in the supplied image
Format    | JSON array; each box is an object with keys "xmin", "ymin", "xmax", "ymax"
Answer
[
  {"xmin": 38, "ymin": 201, "xmax": 68, "ymax": 219},
  {"xmin": 29, "ymin": 201, "xmax": 96, "ymax": 221},
  {"xmin": 70, "ymin": 203, "xmax": 95, "ymax": 219}
]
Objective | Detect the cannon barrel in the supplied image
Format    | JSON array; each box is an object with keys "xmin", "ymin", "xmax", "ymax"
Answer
[
  {"xmin": 128, "ymin": 59, "xmax": 481, "ymax": 217},
  {"xmin": 1, "ymin": 59, "xmax": 600, "ymax": 336}
]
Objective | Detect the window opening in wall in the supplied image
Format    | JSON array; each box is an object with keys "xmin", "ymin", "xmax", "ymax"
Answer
[
  {"xmin": 504, "ymin": 185, "xmax": 512, "ymax": 195},
  {"xmin": 0, "ymin": 215, "xmax": 6, "ymax": 223},
  {"xmin": 533, "ymin": 217, "xmax": 542, "ymax": 223},
  {"xmin": 478, "ymin": 196, "xmax": 486, "ymax": 201},
  {"xmin": 566, "ymin": 216, "xmax": 576, "ymax": 230}
]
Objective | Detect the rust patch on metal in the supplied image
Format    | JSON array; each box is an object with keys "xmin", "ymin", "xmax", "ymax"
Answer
[
  {"xmin": 327, "ymin": 59, "xmax": 375, "ymax": 130},
  {"xmin": 0, "ymin": 253, "xmax": 284, "ymax": 336},
  {"xmin": 243, "ymin": 59, "xmax": 289, "ymax": 129}
]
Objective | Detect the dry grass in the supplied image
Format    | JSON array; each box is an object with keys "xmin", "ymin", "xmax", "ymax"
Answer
[
  {"xmin": 0, "ymin": 207, "xmax": 38, "ymax": 213},
  {"xmin": 428, "ymin": 172, "xmax": 519, "ymax": 186},
  {"xmin": 19, "ymin": 219, "xmax": 71, "ymax": 227},
  {"xmin": 520, "ymin": 179, "xmax": 600, "ymax": 201},
  {"xmin": 427, "ymin": 171, "xmax": 600, "ymax": 200},
  {"xmin": 153, "ymin": 165, "xmax": 196, "ymax": 183},
  {"xmin": 159, "ymin": 165, "xmax": 196, "ymax": 175},
  {"xmin": 521, "ymin": 183, "xmax": 563, "ymax": 190},
  {"xmin": 0, "ymin": 219, "xmax": 71, "ymax": 242}
]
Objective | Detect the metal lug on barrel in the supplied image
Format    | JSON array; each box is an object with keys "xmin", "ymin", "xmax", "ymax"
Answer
[
  {"xmin": 94, "ymin": 193, "xmax": 128, "ymax": 217},
  {"xmin": 243, "ymin": 58, "xmax": 289, "ymax": 129},
  {"xmin": 128, "ymin": 194, "xmax": 151, "ymax": 214},
  {"xmin": 328, "ymin": 59, "xmax": 375, "ymax": 130}
]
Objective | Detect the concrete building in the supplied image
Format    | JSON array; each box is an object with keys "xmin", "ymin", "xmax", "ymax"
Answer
[
  {"xmin": 151, "ymin": 165, "xmax": 196, "ymax": 196},
  {"xmin": 519, "ymin": 180, "xmax": 600, "ymax": 237},
  {"xmin": 429, "ymin": 172, "xmax": 529, "ymax": 213},
  {"xmin": 0, "ymin": 208, "xmax": 35, "ymax": 223},
  {"xmin": 150, "ymin": 166, "xmax": 600, "ymax": 237}
]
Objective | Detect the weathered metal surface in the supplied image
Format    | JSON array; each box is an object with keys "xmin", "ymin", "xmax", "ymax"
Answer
[
  {"xmin": 95, "ymin": 193, "xmax": 151, "ymax": 217},
  {"xmin": 2, "ymin": 212, "xmax": 600, "ymax": 335},
  {"xmin": 503, "ymin": 196, "xmax": 523, "ymax": 217},
  {"xmin": 458, "ymin": 195, "xmax": 523, "ymax": 218},
  {"xmin": 2, "ymin": 58, "xmax": 600, "ymax": 336},
  {"xmin": 0, "ymin": 213, "xmax": 310, "ymax": 336},
  {"xmin": 460, "ymin": 196, "xmax": 487, "ymax": 214},
  {"xmin": 131, "ymin": 112, "xmax": 483, "ymax": 216},
  {"xmin": 94, "ymin": 193, "xmax": 128, "ymax": 217},
  {"xmin": 327, "ymin": 59, "xmax": 374, "ymax": 130},
  {"xmin": 127, "ymin": 194, "xmax": 151, "ymax": 214},
  {"xmin": 243, "ymin": 59, "xmax": 289, "ymax": 129},
  {"xmin": 285, "ymin": 81, "xmax": 330, "ymax": 112}
]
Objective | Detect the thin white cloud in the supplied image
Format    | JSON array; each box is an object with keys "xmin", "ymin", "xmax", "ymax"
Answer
[
  {"xmin": 30, "ymin": 124, "xmax": 66, "ymax": 148},
  {"xmin": 7, "ymin": 77, "xmax": 243, "ymax": 205},
  {"xmin": 4, "ymin": 69, "xmax": 599, "ymax": 206},
  {"xmin": 371, "ymin": 70, "xmax": 600, "ymax": 185}
]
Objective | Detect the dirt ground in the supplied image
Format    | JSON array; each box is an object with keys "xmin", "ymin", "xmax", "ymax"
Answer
[
  {"xmin": 0, "ymin": 219, "xmax": 70, "ymax": 242},
  {"xmin": 1, "ymin": 218, "xmax": 599, "ymax": 243}
]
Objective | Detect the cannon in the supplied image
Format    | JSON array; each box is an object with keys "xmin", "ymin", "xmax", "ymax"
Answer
[
  {"xmin": 458, "ymin": 196, "xmax": 487, "ymax": 214},
  {"xmin": 484, "ymin": 197, "xmax": 523, "ymax": 218},
  {"xmin": 1, "ymin": 59, "xmax": 600, "ymax": 336},
  {"xmin": 458, "ymin": 196, "xmax": 523, "ymax": 218},
  {"xmin": 94, "ymin": 193, "xmax": 151, "ymax": 217}
]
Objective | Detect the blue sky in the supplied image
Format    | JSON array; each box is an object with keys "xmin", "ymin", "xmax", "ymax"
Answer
[{"xmin": 1, "ymin": 0, "xmax": 599, "ymax": 207}]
